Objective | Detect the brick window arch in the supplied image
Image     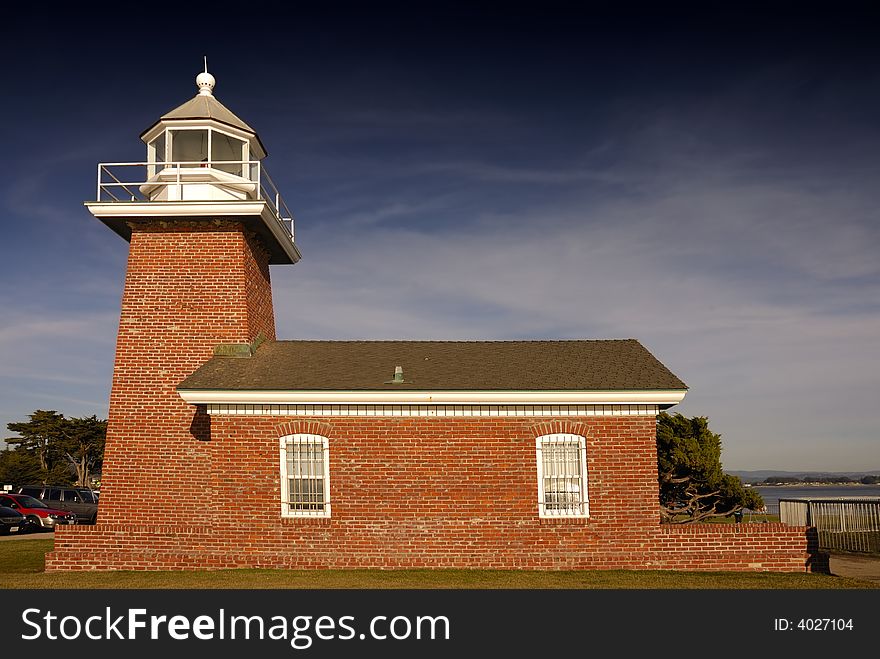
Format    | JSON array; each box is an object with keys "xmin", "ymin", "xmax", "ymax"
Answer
[
  {"xmin": 280, "ymin": 433, "xmax": 330, "ymax": 518},
  {"xmin": 535, "ymin": 433, "xmax": 589, "ymax": 518}
]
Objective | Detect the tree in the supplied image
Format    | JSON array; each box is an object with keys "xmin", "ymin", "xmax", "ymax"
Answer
[
  {"xmin": 6, "ymin": 410, "xmax": 64, "ymax": 473},
  {"xmin": 763, "ymin": 476, "xmax": 800, "ymax": 484},
  {"xmin": 56, "ymin": 415, "xmax": 106, "ymax": 487},
  {"xmin": 657, "ymin": 412, "xmax": 763, "ymax": 523},
  {"xmin": 0, "ymin": 448, "xmax": 43, "ymax": 486},
  {"xmin": 5, "ymin": 410, "xmax": 107, "ymax": 487}
]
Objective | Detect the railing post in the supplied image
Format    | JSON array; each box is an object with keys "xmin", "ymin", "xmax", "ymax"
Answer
[{"xmin": 97, "ymin": 163, "xmax": 102, "ymax": 201}]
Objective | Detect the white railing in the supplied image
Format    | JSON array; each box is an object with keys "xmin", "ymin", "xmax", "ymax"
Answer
[
  {"xmin": 95, "ymin": 160, "xmax": 295, "ymax": 240},
  {"xmin": 781, "ymin": 498, "xmax": 880, "ymax": 554}
]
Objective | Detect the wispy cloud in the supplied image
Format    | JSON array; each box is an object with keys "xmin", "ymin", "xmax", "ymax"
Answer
[
  {"xmin": 414, "ymin": 160, "xmax": 624, "ymax": 185},
  {"xmin": 0, "ymin": 309, "xmax": 116, "ymax": 439},
  {"xmin": 0, "ymin": 312, "xmax": 118, "ymax": 344}
]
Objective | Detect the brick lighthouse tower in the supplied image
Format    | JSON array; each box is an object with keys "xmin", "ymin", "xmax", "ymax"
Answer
[{"xmin": 47, "ymin": 67, "xmax": 300, "ymax": 566}]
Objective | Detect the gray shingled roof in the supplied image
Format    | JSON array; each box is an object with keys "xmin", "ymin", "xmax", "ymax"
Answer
[
  {"xmin": 159, "ymin": 94, "xmax": 256, "ymax": 133},
  {"xmin": 177, "ymin": 340, "xmax": 687, "ymax": 391},
  {"xmin": 139, "ymin": 94, "xmax": 268, "ymax": 156}
]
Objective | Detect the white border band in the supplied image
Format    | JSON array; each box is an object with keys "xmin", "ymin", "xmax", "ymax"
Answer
[
  {"xmin": 206, "ymin": 403, "xmax": 661, "ymax": 417},
  {"xmin": 181, "ymin": 389, "xmax": 687, "ymax": 406}
]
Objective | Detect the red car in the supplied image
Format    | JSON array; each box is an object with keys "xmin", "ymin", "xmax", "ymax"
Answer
[{"xmin": 0, "ymin": 493, "xmax": 77, "ymax": 531}]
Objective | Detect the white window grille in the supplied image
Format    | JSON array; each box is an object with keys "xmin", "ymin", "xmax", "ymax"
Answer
[
  {"xmin": 536, "ymin": 433, "xmax": 588, "ymax": 518},
  {"xmin": 280, "ymin": 434, "xmax": 330, "ymax": 517}
]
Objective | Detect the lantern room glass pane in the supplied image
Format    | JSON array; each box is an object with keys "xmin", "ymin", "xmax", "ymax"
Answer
[
  {"xmin": 171, "ymin": 129, "xmax": 208, "ymax": 165},
  {"xmin": 211, "ymin": 130, "xmax": 245, "ymax": 176},
  {"xmin": 147, "ymin": 132, "xmax": 166, "ymax": 178},
  {"xmin": 150, "ymin": 133, "xmax": 165, "ymax": 163}
]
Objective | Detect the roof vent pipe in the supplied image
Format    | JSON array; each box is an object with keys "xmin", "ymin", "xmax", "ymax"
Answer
[{"xmin": 384, "ymin": 365, "xmax": 409, "ymax": 384}]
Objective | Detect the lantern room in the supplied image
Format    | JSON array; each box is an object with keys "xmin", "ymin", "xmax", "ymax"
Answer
[
  {"xmin": 138, "ymin": 69, "xmax": 268, "ymax": 202},
  {"xmin": 85, "ymin": 66, "xmax": 301, "ymax": 264},
  {"xmin": 144, "ymin": 125, "xmax": 253, "ymax": 179}
]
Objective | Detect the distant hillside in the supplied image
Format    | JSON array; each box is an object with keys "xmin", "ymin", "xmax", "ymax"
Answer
[{"xmin": 727, "ymin": 469, "xmax": 880, "ymax": 482}]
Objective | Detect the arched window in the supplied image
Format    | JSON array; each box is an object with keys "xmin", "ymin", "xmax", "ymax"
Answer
[
  {"xmin": 535, "ymin": 433, "xmax": 589, "ymax": 518},
  {"xmin": 280, "ymin": 434, "xmax": 330, "ymax": 518}
]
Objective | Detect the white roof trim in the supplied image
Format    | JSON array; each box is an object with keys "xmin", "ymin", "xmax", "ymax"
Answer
[
  {"xmin": 141, "ymin": 120, "xmax": 255, "ymax": 144},
  {"xmin": 206, "ymin": 403, "xmax": 661, "ymax": 417},
  {"xmin": 85, "ymin": 200, "xmax": 267, "ymax": 217},
  {"xmin": 178, "ymin": 389, "xmax": 688, "ymax": 406}
]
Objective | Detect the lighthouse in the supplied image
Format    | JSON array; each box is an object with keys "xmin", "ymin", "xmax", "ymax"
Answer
[
  {"xmin": 87, "ymin": 66, "xmax": 300, "ymax": 265},
  {"xmin": 73, "ymin": 68, "xmax": 299, "ymax": 530},
  {"xmin": 44, "ymin": 67, "xmax": 804, "ymax": 578}
]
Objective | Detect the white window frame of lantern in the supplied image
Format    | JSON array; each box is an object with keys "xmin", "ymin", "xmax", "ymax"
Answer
[
  {"xmin": 147, "ymin": 125, "xmax": 250, "ymax": 172},
  {"xmin": 535, "ymin": 433, "xmax": 589, "ymax": 518},
  {"xmin": 279, "ymin": 434, "xmax": 331, "ymax": 518}
]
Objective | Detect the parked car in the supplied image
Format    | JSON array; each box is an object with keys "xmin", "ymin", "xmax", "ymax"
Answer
[
  {"xmin": 0, "ymin": 494, "xmax": 77, "ymax": 531},
  {"xmin": 14, "ymin": 486, "xmax": 99, "ymax": 524},
  {"xmin": 0, "ymin": 506, "xmax": 27, "ymax": 535}
]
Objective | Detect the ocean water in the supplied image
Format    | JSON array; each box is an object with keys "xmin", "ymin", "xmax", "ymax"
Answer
[{"xmin": 751, "ymin": 484, "xmax": 880, "ymax": 513}]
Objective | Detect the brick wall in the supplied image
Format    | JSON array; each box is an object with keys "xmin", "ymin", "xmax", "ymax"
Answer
[
  {"xmin": 77, "ymin": 220, "xmax": 274, "ymax": 528},
  {"xmin": 651, "ymin": 523, "xmax": 810, "ymax": 572},
  {"xmin": 48, "ymin": 415, "xmax": 810, "ymax": 572}
]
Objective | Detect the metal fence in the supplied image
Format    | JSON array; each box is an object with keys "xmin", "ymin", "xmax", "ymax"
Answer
[{"xmin": 780, "ymin": 498, "xmax": 880, "ymax": 554}]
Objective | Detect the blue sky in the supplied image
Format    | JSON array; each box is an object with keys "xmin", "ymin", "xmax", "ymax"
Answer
[{"xmin": 1, "ymin": 5, "xmax": 878, "ymax": 471}]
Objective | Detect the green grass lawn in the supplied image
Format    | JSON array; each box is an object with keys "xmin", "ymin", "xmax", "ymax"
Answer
[{"xmin": 1, "ymin": 537, "xmax": 876, "ymax": 589}]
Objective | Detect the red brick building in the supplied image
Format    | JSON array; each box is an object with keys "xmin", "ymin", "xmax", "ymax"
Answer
[{"xmin": 47, "ymin": 72, "xmax": 811, "ymax": 572}]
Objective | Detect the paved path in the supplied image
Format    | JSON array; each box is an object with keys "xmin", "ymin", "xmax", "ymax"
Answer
[
  {"xmin": 0, "ymin": 530, "xmax": 53, "ymax": 541},
  {"xmin": 828, "ymin": 553, "xmax": 880, "ymax": 585}
]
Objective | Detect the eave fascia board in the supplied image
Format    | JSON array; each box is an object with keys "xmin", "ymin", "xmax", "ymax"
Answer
[
  {"xmin": 177, "ymin": 389, "xmax": 688, "ymax": 406},
  {"xmin": 85, "ymin": 200, "xmax": 268, "ymax": 218}
]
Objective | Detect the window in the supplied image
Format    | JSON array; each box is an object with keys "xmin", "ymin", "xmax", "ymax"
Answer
[
  {"xmin": 148, "ymin": 133, "xmax": 166, "ymax": 178},
  {"xmin": 170, "ymin": 129, "xmax": 208, "ymax": 164},
  {"xmin": 211, "ymin": 131, "xmax": 246, "ymax": 176},
  {"xmin": 280, "ymin": 434, "xmax": 330, "ymax": 517},
  {"xmin": 536, "ymin": 433, "xmax": 588, "ymax": 518}
]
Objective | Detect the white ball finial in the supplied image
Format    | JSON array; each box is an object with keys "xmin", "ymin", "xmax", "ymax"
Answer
[{"xmin": 196, "ymin": 57, "xmax": 215, "ymax": 96}]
